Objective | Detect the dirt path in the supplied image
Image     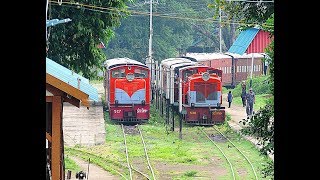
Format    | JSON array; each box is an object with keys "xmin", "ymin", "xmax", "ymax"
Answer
[
  {"xmin": 222, "ymin": 93, "xmax": 274, "ymax": 161},
  {"xmin": 67, "ymin": 156, "xmax": 119, "ymax": 180}
]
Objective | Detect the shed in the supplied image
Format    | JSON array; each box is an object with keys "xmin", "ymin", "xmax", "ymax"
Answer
[
  {"xmin": 228, "ymin": 27, "xmax": 272, "ymax": 55},
  {"xmin": 46, "ymin": 57, "xmax": 98, "ymax": 180}
]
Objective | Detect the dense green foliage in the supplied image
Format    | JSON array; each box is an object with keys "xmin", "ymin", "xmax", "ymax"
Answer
[
  {"xmin": 47, "ymin": 0, "xmax": 240, "ymax": 77},
  {"xmin": 209, "ymin": 0, "xmax": 274, "ymax": 29},
  {"xmin": 47, "ymin": 0, "xmax": 130, "ymax": 78},
  {"xmin": 103, "ymin": 0, "xmax": 237, "ymax": 63},
  {"xmin": 231, "ymin": 75, "xmax": 272, "ymax": 97}
]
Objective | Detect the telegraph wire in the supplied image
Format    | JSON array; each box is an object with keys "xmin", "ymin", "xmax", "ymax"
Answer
[{"xmin": 49, "ymin": 0, "xmax": 273, "ymax": 28}]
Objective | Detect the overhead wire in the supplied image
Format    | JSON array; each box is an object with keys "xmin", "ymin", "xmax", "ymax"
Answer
[{"xmin": 49, "ymin": 0, "xmax": 273, "ymax": 28}]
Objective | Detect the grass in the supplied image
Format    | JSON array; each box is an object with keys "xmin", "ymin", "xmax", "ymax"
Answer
[
  {"xmin": 232, "ymin": 94, "xmax": 272, "ymax": 110},
  {"xmin": 65, "ymin": 147, "xmax": 129, "ymax": 179},
  {"xmin": 211, "ymin": 124, "xmax": 273, "ymax": 180},
  {"xmin": 64, "ymin": 156, "xmax": 81, "ymax": 172},
  {"xmin": 184, "ymin": 170, "xmax": 198, "ymax": 177},
  {"xmin": 67, "ymin": 104, "xmax": 273, "ymax": 180}
]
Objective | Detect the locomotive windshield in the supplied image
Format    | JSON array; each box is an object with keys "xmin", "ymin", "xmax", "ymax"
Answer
[
  {"xmin": 183, "ymin": 69, "xmax": 198, "ymax": 80},
  {"xmin": 134, "ymin": 68, "xmax": 148, "ymax": 78},
  {"xmin": 112, "ymin": 68, "xmax": 125, "ymax": 78},
  {"xmin": 194, "ymin": 82, "xmax": 218, "ymax": 102},
  {"xmin": 111, "ymin": 68, "xmax": 148, "ymax": 78}
]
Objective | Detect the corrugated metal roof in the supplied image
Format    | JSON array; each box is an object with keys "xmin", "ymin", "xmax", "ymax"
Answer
[
  {"xmin": 228, "ymin": 28, "xmax": 260, "ymax": 55},
  {"xmin": 46, "ymin": 58, "xmax": 99, "ymax": 102}
]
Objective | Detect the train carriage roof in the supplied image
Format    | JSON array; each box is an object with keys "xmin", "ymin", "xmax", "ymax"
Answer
[
  {"xmin": 224, "ymin": 52, "xmax": 265, "ymax": 59},
  {"xmin": 161, "ymin": 57, "xmax": 192, "ymax": 64},
  {"xmin": 179, "ymin": 65, "xmax": 210, "ymax": 72},
  {"xmin": 170, "ymin": 61, "xmax": 196, "ymax": 71},
  {"xmin": 103, "ymin": 57, "xmax": 147, "ymax": 69},
  {"xmin": 185, "ymin": 53, "xmax": 231, "ymax": 61},
  {"xmin": 161, "ymin": 58, "xmax": 194, "ymax": 68}
]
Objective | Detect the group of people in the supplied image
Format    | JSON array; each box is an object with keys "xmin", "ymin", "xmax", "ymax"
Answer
[{"xmin": 227, "ymin": 81, "xmax": 255, "ymax": 117}]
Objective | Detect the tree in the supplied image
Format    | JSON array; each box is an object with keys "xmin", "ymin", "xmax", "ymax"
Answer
[
  {"xmin": 104, "ymin": 0, "xmax": 231, "ymax": 62},
  {"xmin": 47, "ymin": 0, "xmax": 130, "ymax": 78},
  {"xmin": 209, "ymin": 0, "xmax": 274, "ymax": 28}
]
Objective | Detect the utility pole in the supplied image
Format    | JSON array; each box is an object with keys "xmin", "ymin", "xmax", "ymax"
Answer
[
  {"xmin": 219, "ymin": 7, "xmax": 222, "ymax": 53},
  {"xmin": 250, "ymin": 53, "xmax": 254, "ymax": 87},
  {"xmin": 145, "ymin": 0, "xmax": 158, "ymax": 101},
  {"xmin": 148, "ymin": 0, "xmax": 153, "ymax": 81}
]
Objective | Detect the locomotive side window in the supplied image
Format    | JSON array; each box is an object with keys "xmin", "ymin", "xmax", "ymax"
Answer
[
  {"xmin": 183, "ymin": 70, "xmax": 193, "ymax": 80},
  {"xmin": 112, "ymin": 68, "xmax": 125, "ymax": 78},
  {"xmin": 207, "ymin": 70, "xmax": 217, "ymax": 75}
]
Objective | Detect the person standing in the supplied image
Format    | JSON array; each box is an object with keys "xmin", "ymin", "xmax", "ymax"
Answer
[
  {"xmin": 246, "ymin": 88, "xmax": 255, "ymax": 117},
  {"xmin": 241, "ymin": 81, "xmax": 247, "ymax": 107},
  {"xmin": 227, "ymin": 91, "xmax": 233, "ymax": 108}
]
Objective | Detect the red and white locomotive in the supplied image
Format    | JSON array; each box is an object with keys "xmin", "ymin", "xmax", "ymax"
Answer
[
  {"xmin": 178, "ymin": 65, "xmax": 225, "ymax": 125},
  {"xmin": 103, "ymin": 57, "xmax": 150, "ymax": 123},
  {"xmin": 158, "ymin": 57, "xmax": 225, "ymax": 125}
]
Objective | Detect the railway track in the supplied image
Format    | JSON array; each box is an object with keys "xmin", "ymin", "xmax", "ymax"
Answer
[
  {"xmin": 199, "ymin": 126, "xmax": 258, "ymax": 180},
  {"xmin": 121, "ymin": 124, "xmax": 156, "ymax": 180}
]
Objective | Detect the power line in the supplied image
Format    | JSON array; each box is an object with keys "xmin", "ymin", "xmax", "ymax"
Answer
[
  {"xmin": 226, "ymin": 0, "xmax": 274, "ymax": 2},
  {"xmin": 49, "ymin": 1, "xmax": 273, "ymax": 28}
]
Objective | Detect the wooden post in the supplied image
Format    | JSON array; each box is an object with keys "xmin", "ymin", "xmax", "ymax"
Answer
[
  {"xmin": 51, "ymin": 96, "xmax": 63, "ymax": 180},
  {"xmin": 171, "ymin": 106, "xmax": 174, "ymax": 131},
  {"xmin": 166, "ymin": 99, "xmax": 170, "ymax": 125},
  {"xmin": 179, "ymin": 114, "xmax": 182, "ymax": 139},
  {"xmin": 161, "ymin": 96, "xmax": 164, "ymax": 116}
]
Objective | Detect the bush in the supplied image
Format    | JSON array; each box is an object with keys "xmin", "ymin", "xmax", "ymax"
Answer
[{"xmin": 231, "ymin": 75, "xmax": 272, "ymax": 97}]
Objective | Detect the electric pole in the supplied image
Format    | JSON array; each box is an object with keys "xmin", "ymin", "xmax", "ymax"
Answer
[
  {"xmin": 145, "ymin": 0, "xmax": 158, "ymax": 101},
  {"xmin": 219, "ymin": 7, "xmax": 222, "ymax": 53}
]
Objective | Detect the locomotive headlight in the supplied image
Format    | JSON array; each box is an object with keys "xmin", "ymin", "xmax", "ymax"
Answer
[
  {"xmin": 191, "ymin": 103, "xmax": 195, "ymax": 108},
  {"xmin": 126, "ymin": 73, "xmax": 134, "ymax": 81},
  {"xmin": 202, "ymin": 72, "xmax": 210, "ymax": 81}
]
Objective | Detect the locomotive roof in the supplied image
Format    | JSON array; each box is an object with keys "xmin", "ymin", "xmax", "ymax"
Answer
[
  {"xmin": 185, "ymin": 53, "xmax": 231, "ymax": 61},
  {"xmin": 161, "ymin": 58, "xmax": 194, "ymax": 67},
  {"xmin": 103, "ymin": 57, "xmax": 147, "ymax": 69}
]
